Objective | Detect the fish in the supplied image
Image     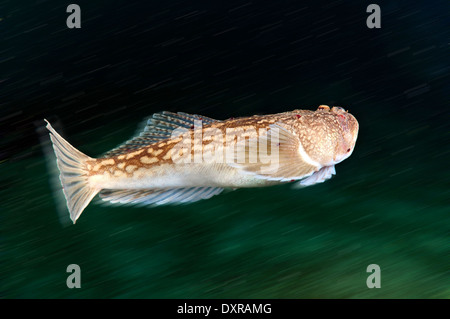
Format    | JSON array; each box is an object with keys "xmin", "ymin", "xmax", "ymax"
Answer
[{"xmin": 45, "ymin": 105, "xmax": 359, "ymax": 224}]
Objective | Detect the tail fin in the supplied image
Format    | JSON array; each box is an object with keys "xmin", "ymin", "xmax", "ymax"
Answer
[{"xmin": 45, "ymin": 120, "xmax": 100, "ymax": 224}]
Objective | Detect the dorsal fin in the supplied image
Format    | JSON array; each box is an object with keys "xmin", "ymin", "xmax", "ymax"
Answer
[{"xmin": 102, "ymin": 111, "xmax": 219, "ymax": 158}]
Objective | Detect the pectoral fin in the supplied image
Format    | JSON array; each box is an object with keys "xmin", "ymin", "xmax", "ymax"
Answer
[{"xmin": 229, "ymin": 124, "xmax": 320, "ymax": 182}]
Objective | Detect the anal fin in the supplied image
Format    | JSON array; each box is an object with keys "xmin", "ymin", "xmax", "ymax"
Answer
[{"xmin": 99, "ymin": 187, "xmax": 224, "ymax": 206}]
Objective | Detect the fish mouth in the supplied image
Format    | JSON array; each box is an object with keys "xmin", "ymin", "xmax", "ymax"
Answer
[{"xmin": 331, "ymin": 149, "xmax": 353, "ymax": 165}]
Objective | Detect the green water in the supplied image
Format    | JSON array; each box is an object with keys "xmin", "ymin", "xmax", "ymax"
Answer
[
  {"xmin": 1, "ymin": 0, "xmax": 449, "ymax": 299},
  {"xmin": 2, "ymin": 111, "xmax": 449, "ymax": 299}
]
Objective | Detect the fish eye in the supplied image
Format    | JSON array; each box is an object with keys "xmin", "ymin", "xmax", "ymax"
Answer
[
  {"xmin": 347, "ymin": 148, "xmax": 351, "ymax": 152},
  {"xmin": 318, "ymin": 105, "xmax": 330, "ymax": 111}
]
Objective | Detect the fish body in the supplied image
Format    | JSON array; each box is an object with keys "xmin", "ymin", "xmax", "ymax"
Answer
[{"xmin": 46, "ymin": 105, "xmax": 359, "ymax": 223}]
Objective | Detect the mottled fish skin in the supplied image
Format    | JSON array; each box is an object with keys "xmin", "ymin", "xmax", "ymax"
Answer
[
  {"xmin": 45, "ymin": 105, "xmax": 359, "ymax": 223},
  {"xmin": 85, "ymin": 105, "xmax": 358, "ymax": 189}
]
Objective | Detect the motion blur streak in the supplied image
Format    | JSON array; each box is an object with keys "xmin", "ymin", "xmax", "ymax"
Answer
[{"xmin": 1, "ymin": 0, "xmax": 449, "ymax": 298}]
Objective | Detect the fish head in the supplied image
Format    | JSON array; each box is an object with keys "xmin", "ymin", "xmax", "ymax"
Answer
[
  {"xmin": 329, "ymin": 106, "xmax": 359, "ymax": 164},
  {"xmin": 298, "ymin": 106, "xmax": 359, "ymax": 167},
  {"xmin": 291, "ymin": 106, "xmax": 359, "ymax": 168}
]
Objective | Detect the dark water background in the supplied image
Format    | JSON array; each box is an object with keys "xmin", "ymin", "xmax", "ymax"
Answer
[{"xmin": 1, "ymin": 0, "xmax": 449, "ymax": 298}]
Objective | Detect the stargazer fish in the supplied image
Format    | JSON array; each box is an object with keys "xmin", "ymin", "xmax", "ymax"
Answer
[{"xmin": 45, "ymin": 105, "xmax": 359, "ymax": 223}]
